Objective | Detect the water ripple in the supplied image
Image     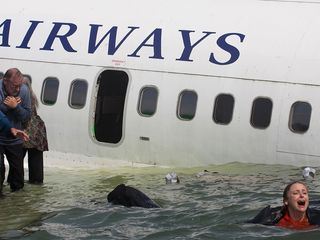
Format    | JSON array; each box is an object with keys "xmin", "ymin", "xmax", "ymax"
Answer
[{"xmin": 0, "ymin": 163, "xmax": 320, "ymax": 239}]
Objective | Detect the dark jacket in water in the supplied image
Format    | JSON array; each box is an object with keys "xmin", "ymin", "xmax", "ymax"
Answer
[
  {"xmin": 248, "ymin": 204, "xmax": 320, "ymax": 226},
  {"xmin": 107, "ymin": 184, "xmax": 160, "ymax": 208}
]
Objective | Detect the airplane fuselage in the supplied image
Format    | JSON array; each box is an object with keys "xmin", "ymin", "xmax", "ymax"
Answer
[{"xmin": 1, "ymin": 0, "xmax": 320, "ymax": 168}]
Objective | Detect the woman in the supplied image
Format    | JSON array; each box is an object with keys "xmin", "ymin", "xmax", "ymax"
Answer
[
  {"xmin": 249, "ymin": 181, "xmax": 320, "ymax": 229},
  {"xmin": 22, "ymin": 76, "xmax": 48, "ymax": 184}
]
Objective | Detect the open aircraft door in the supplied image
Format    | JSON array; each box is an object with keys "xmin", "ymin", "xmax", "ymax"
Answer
[{"xmin": 93, "ymin": 70, "xmax": 129, "ymax": 144}]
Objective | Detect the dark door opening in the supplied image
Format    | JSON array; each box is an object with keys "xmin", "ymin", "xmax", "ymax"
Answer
[{"xmin": 94, "ymin": 70, "xmax": 128, "ymax": 144}]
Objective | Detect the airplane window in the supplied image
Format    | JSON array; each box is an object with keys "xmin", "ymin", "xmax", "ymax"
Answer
[
  {"xmin": 138, "ymin": 86, "xmax": 158, "ymax": 117},
  {"xmin": 213, "ymin": 94, "xmax": 234, "ymax": 124},
  {"xmin": 177, "ymin": 90, "xmax": 197, "ymax": 120},
  {"xmin": 289, "ymin": 101, "xmax": 311, "ymax": 133},
  {"xmin": 41, "ymin": 77, "xmax": 59, "ymax": 105},
  {"xmin": 69, "ymin": 79, "xmax": 88, "ymax": 109},
  {"xmin": 250, "ymin": 97, "xmax": 273, "ymax": 129}
]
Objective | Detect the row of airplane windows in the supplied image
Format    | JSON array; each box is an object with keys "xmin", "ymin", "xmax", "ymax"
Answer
[
  {"xmin": 0, "ymin": 72, "xmax": 311, "ymax": 135},
  {"xmin": 0, "ymin": 72, "xmax": 88, "ymax": 109},
  {"xmin": 139, "ymin": 86, "xmax": 311, "ymax": 134}
]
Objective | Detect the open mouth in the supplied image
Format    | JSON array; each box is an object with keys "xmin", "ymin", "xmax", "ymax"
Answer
[{"xmin": 297, "ymin": 200, "xmax": 306, "ymax": 207}]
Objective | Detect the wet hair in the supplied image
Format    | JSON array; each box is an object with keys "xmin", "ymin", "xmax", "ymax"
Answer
[{"xmin": 282, "ymin": 181, "xmax": 308, "ymax": 200}]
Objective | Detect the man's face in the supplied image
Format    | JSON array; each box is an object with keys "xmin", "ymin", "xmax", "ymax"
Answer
[{"xmin": 4, "ymin": 70, "xmax": 22, "ymax": 96}]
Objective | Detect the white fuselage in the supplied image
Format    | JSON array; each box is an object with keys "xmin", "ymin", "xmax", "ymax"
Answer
[{"xmin": 1, "ymin": 0, "xmax": 320, "ymax": 168}]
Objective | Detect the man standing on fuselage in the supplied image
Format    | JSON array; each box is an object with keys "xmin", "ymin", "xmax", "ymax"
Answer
[{"xmin": 0, "ymin": 68, "xmax": 31, "ymax": 192}]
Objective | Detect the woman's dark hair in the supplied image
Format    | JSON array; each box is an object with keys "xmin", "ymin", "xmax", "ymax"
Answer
[
  {"xmin": 23, "ymin": 75, "xmax": 39, "ymax": 108},
  {"xmin": 282, "ymin": 181, "xmax": 308, "ymax": 200}
]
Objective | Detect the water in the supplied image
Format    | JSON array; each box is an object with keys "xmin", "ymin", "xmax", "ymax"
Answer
[{"xmin": 1, "ymin": 162, "xmax": 320, "ymax": 239}]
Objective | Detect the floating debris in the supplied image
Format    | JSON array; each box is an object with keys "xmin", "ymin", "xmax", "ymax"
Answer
[
  {"xmin": 165, "ymin": 172, "xmax": 180, "ymax": 184},
  {"xmin": 302, "ymin": 167, "xmax": 316, "ymax": 180},
  {"xmin": 196, "ymin": 169, "xmax": 209, "ymax": 178}
]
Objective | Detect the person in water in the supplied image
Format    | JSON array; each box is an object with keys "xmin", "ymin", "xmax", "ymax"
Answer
[
  {"xmin": 0, "ymin": 110, "xmax": 29, "ymax": 196},
  {"xmin": 0, "ymin": 68, "xmax": 31, "ymax": 192},
  {"xmin": 107, "ymin": 184, "xmax": 160, "ymax": 208},
  {"xmin": 22, "ymin": 76, "xmax": 48, "ymax": 184},
  {"xmin": 249, "ymin": 181, "xmax": 320, "ymax": 229}
]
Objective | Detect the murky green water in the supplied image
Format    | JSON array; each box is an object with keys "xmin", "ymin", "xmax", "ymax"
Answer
[{"xmin": 1, "ymin": 162, "xmax": 320, "ymax": 239}]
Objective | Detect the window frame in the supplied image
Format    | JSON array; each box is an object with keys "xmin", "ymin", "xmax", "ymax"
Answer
[
  {"xmin": 68, "ymin": 79, "xmax": 88, "ymax": 109},
  {"xmin": 213, "ymin": 93, "xmax": 235, "ymax": 125},
  {"xmin": 289, "ymin": 101, "xmax": 312, "ymax": 134},
  {"xmin": 137, "ymin": 85, "xmax": 159, "ymax": 117},
  {"xmin": 177, "ymin": 89, "xmax": 198, "ymax": 121},
  {"xmin": 250, "ymin": 97, "xmax": 273, "ymax": 129},
  {"xmin": 41, "ymin": 77, "xmax": 60, "ymax": 106}
]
